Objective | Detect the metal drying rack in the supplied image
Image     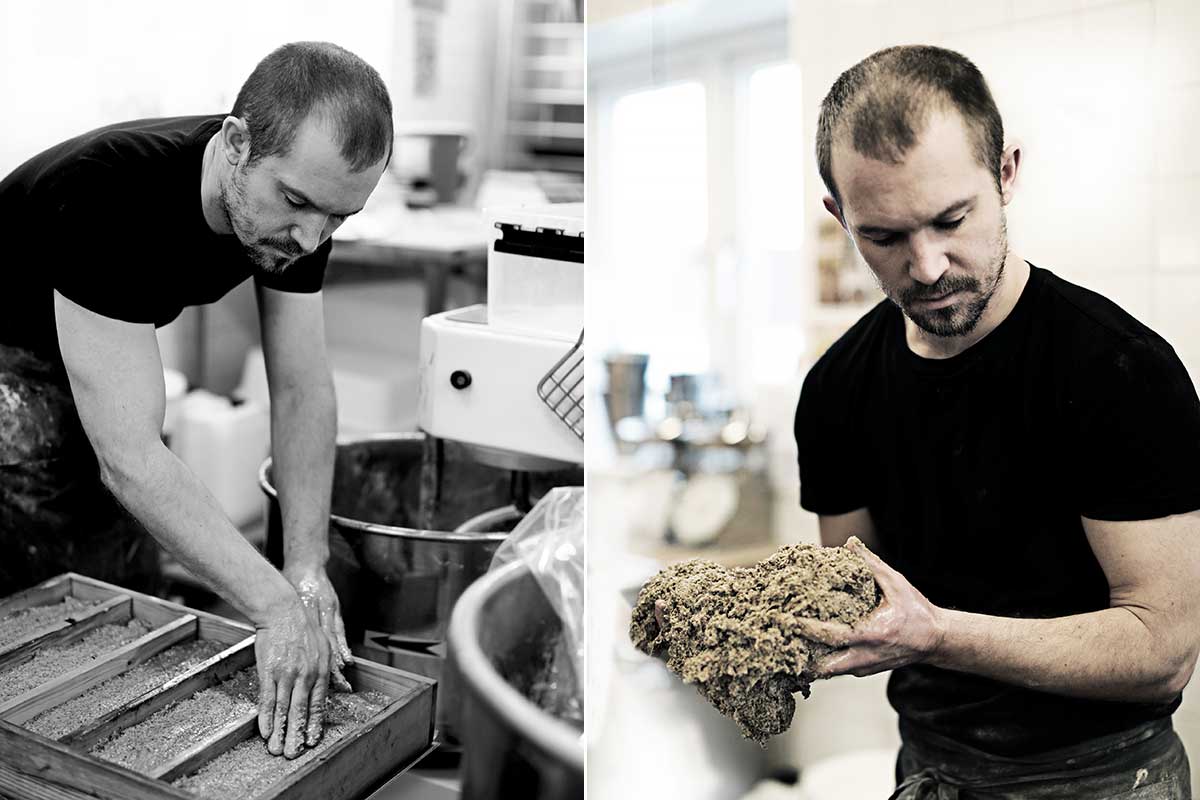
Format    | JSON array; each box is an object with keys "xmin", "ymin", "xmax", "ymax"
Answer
[{"xmin": 537, "ymin": 329, "xmax": 584, "ymax": 440}]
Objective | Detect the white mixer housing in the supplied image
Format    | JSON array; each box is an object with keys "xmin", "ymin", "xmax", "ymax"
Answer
[{"xmin": 418, "ymin": 203, "xmax": 584, "ymax": 467}]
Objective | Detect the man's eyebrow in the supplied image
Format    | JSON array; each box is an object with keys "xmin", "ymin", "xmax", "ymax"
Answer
[
  {"xmin": 279, "ymin": 181, "xmax": 364, "ymax": 217},
  {"xmin": 855, "ymin": 197, "xmax": 976, "ymax": 236}
]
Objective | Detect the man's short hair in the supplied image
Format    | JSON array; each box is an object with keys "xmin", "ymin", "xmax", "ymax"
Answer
[
  {"xmin": 232, "ymin": 41, "xmax": 393, "ymax": 172},
  {"xmin": 816, "ymin": 45, "xmax": 1004, "ymax": 210}
]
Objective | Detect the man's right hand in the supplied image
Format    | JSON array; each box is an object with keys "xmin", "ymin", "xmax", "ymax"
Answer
[{"xmin": 253, "ymin": 594, "xmax": 332, "ymax": 759}]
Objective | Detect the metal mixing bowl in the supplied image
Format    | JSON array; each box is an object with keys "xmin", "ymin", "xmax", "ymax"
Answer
[
  {"xmin": 448, "ymin": 559, "xmax": 584, "ymax": 800},
  {"xmin": 258, "ymin": 432, "xmax": 525, "ymax": 643}
]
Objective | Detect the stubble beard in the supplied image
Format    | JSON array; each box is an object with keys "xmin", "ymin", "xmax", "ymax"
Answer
[
  {"xmin": 220, "ymin": 165, "xmax": 298, "ymax": 276},
  {"xmin": 891, "ymin": 214, "xmax": 1008, "ymax": 338}
]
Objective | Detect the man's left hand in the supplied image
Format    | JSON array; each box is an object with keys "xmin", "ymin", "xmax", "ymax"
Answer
[
  {"xmin": 284, "ymin": 565, "xmax": 354, "ymax": 693},
  {"xmin": 795, "ymin": 538, "xmax": 946, "ymax": 678}
]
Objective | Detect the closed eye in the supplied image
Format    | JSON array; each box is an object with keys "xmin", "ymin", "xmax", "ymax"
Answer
[
  {"xmin": 283, "ymin": 193, "xmax": 306, "ymax": 208},
  {"xmin": 934, "ymin": 216, "xmax": 965, "ymax": 231},
  {"xmin": 867, "ymin": 233, "xmax": 902, "ymax": 247}
]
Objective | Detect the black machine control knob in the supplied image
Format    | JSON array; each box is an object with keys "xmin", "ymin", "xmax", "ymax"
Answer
[{"xmin": 450, "ymin": 370, "xmax": 472, "ymax": 390}]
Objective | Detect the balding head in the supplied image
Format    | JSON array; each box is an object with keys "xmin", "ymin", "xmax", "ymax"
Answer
[{"xmin": 817, "ymin": 45, "xmax": 1004, "ymax": 211}]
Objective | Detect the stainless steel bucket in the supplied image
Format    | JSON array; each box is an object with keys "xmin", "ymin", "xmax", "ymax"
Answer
[{"xmin": 447, "ymin": 560, "xmax": 584, "ymax": 800}]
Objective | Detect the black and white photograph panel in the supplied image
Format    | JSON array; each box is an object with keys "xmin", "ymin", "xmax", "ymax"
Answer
[
  {"xmin": 586, "ymin": 0, "xmax": 1200, "ymax": 799},
  {"xmin": 0, "ymin": 2, "xmax": 583, "ymax": 799}
]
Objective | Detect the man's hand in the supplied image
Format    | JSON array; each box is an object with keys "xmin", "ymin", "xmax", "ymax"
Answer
[
  {"xmin": 796, "ymin": 539, "xmax": 945, "ymax": 678},
  {"xmin": 253, "ymin": 594, "xmax": 332, "ymax": 758},
  {"xmin": 285, "ymin": 565, "xmax": 353, "ymax": 695}
]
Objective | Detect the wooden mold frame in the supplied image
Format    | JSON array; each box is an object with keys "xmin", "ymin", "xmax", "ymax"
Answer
[{"xmin": 0, "ymin": 573, "xmax": 437, "ymax": 800}]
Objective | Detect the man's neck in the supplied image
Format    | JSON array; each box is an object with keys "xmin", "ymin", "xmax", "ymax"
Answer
[
  {"xmin": 904, "ymin": 252, "xmax": 1030, "ymax": 360},
  {"xmin": 199, "ymin": 134, "xmax": 232, "ymax": 235}
]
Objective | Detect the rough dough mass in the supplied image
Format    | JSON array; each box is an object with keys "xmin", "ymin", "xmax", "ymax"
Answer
[{"xmin": 630, "ymin": 539, "xmax": 879, "ymax": 743}]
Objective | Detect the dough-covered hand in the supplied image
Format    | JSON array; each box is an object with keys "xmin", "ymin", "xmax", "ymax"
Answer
[
  {"xmin": 286, "ymin": 566, "xmax": 354, "ymax": 696},
  {"xmin": 253, "ymin": 594, "xmax": 331, "ymax": 758},
  {"xmin": 795, "ymin": 538, "xmax": 945, "ymax": 678}
]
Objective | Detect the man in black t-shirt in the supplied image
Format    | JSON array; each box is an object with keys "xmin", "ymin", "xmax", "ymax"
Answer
[
  {"xmin": 0, "ymin": 42, "xmax": 392, "ymax": 760},
  {"xmin": 794, "ymin": 46, "xmax": 1200, "ymax": 796}
]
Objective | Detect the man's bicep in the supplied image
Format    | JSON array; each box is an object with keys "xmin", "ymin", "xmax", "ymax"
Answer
[
  {"xmin": 1084, "ymin": 511, "xmax": 1200, "ymax": 691},
  {"xmin": 1083, "ymin": 511, "xmax": 1200, "ymax": 610},
  {"xmin": 53, "ymin": 290, "xmax": 165, "ymax": 455},
  {"xmin": 818, "ymin": 508, "xmax": 878, "ymax": 550}
]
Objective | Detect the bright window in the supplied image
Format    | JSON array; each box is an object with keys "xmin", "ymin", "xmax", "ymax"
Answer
[
  {"xmin": 602, "ymin": 81, "xmax": 711, "ymax": 375},
  {"xmin": 744, "ymin": 62, "xmax": 803, "ymax": 250},
  {"xmin": 739, "ymin": 61, "xmax": 805, "ymax": 385}
]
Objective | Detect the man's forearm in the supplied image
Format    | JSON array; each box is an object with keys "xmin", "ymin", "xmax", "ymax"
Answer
[
  {"xmin": 270, "ymin": 377, "xmax": 336, "ymax": 574},
  {"xmin": 930, "ymin": 605, "xmax": 1195, "ymax": 704},
  {"xmin": 100, "ymin": 440, "xmax": 294, "ymax": 623}
]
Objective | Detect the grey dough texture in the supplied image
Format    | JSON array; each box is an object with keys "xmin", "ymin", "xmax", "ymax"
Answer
[
  {"xmin": 0, "ymin": 597, "xmax": 98, "ymax": 648},
  {"xmin": 26, "ymin": 639, "xmax": 227, "ymax": 740},
  {"xmin": 91, "ymin": 668, "xmax": 259, "ymax": 773},
  {"xmin": 0, "ymin": 619, "xmax": 152, "ymax": 705},
  {"xmin": 172, "ymin": 690, "xmax": 390, "ymax": 798},
  {"xmin": 630, "ymin": 539, "xmax": 879, "ymax": 743}
]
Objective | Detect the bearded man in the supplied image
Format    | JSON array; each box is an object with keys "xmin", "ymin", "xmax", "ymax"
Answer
[
  {"xmin": 0, "ymin": 41, "xmax": 390, "ymax": 760},
  {"xmin": 795, "ymin": 45, "xmax": 1200, "ymax": 798}
]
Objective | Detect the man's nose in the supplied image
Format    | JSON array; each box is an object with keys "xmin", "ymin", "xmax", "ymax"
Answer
[
  {"xmin": 907, "ymin": 229, "xmax": 949, "ymax": 286},
  {"xmin": 291, "ymin": 214, "xmax": 325, "ymax": 255}
]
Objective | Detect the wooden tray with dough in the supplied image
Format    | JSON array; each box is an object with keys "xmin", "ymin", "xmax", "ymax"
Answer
[{"xmin": 0, "ymin": 573, "xmax": 436, "ymax": 800}]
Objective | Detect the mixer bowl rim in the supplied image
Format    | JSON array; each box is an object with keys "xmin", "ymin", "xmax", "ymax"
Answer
[
  {"xmin": 256, "ymin": 435, "xmax": 511, "ymax": 543},
  {"xmin": 447, "ymin": 558, "xmax": 585, "ymax": 772}
]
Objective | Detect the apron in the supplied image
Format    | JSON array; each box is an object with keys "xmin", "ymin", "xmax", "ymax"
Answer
[
  {"xmin": 0, "ymin": 344, "xmax": 160, "ymax": 596},
  {"xmin": 892, "ymin": 717, "xmax": 1190, "ymax": 799}
]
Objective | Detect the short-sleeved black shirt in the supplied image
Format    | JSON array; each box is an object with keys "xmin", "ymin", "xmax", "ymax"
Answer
[
  {"xmin": 795, "ymin": 263, "xmax": 1200, "ymax": 757},
  {"xmin": 0, "ymin": 115, "xmax": 330, "ymax": 363}
]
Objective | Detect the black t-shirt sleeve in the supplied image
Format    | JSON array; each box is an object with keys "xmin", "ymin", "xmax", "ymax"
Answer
[
  {"xmin": 795, "ymin": 361, "xmax": 869, "ymax": 515},
  {"xmin": 1073, "ymin": 334, "xmax": 1200, "ymax": 521},
  {"xmin": 253, "ymin": 238, "xmax": 331, "ymax": 294},
  {"xmin": 48, "ymin": 161, "xmax": 162, "ymax": 324}
]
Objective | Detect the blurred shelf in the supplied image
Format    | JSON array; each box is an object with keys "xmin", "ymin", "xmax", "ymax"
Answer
[
  {"xmin": 494, "ymin": 0, "xmax": 583, "ymax": 173},
  {"xmin": 507, "ymin": 121, "xmax": 584, "ymax": 138},
  {"xmin": 523, "ymin": 55, "xmax": 583, "ymax": 69},
  {"xmin": 525, "ymin": 22, "xmax": 582, "ymax": 36},
  {"xmin": 515, "ymin": 88, "xmax": 584, "ymax": 104}
]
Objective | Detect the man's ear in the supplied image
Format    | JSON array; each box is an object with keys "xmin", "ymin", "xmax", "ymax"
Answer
[
  {"xmin": 219, "ymin": 116, "xmax": 251, "ymax": 167},
  {"xmin": 999, "ymin": 141, "xmax": 1021, "ymax": 206},
  {"xmin": 823, "ymin": 195, "xmax": 848, "ymax": 231}
]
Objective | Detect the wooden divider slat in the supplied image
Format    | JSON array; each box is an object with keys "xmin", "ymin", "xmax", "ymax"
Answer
[
  {"xmin": 0, "ymin": 615, "xmax": 197, "ymax": 725},
  {"xmin": 0, "ymin": 595, "xmax": 132, "ymax": 672},
  {"xmin": 0, "ymin": 720, "xmax": 195, "ymax": 800},
  {"xmin": 148, "ymin": 710, "xmax": 258, "ymax": 783},
  {"xmin": 0, "ymin": 575, "xmax": 72, "ymax": 620},
  {"xmin": 62, "ymin": 636, "xmax": 256, "ymax": 750},
  {"xmin": 69, "ymin": 573, "xmax": 253, "ymax": 644}
]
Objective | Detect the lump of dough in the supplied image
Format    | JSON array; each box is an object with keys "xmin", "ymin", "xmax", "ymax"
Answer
[{"xmin": 630, "ymin": 539, "xmax": 880, "ymax": 744}]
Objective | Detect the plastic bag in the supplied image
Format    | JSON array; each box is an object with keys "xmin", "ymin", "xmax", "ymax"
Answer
[{"xmin": 489, "ymin": 486, "xmax": 585, "ymax": 708}]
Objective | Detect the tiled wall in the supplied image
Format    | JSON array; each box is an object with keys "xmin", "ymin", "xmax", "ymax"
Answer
[{"xmin": 781, "ymin": 0, "xmax": 1200, "ymax": 789}]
